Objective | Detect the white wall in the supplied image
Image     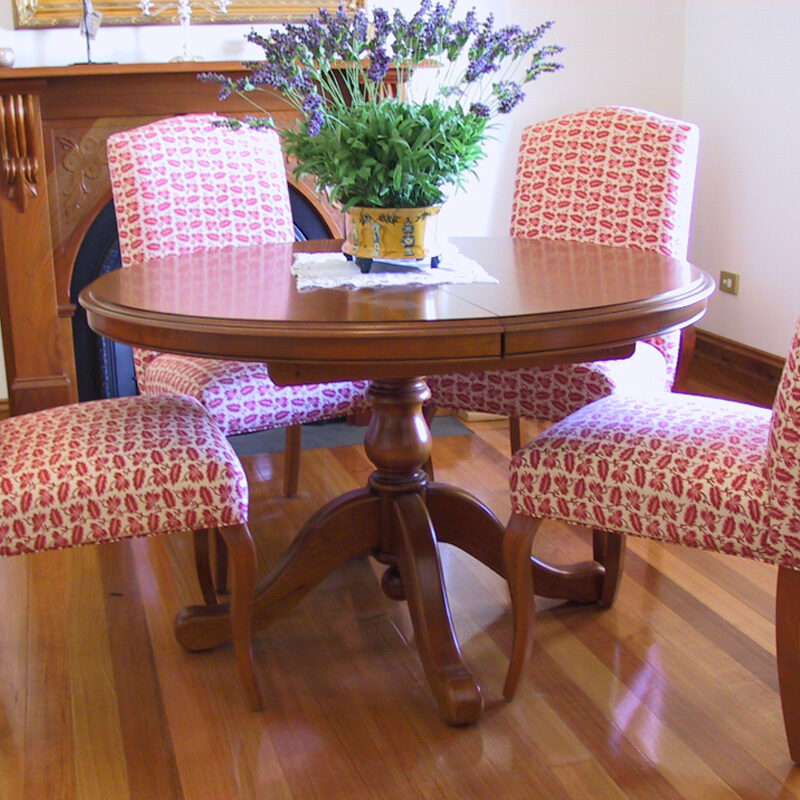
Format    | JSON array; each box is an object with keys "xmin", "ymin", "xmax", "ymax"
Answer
[{"xmin": 683, "ymin": 1, "xmax": 800, "ymax": 356}]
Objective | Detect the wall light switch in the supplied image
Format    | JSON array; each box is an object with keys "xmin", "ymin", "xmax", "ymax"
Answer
[{"xmin": 719, "ymin": 270, "xmax": 740, "ymax": 295}]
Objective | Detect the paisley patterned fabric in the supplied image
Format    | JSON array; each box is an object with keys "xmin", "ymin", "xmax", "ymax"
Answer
[
  {"xmin": 428, "ymin": 341, "xmax": 669, "ymax": 420},
  {"xmin": 145, "ymin": 356, "xmax": 371, "ymax": 437},
  {"xmin": 427, "ymin": 106, "xmax": 699, "ymax": 423},
  {"xmin": 766, "ymin": 326, "xmax": 800, "ymax": 550},
  {"xmin": 509, "ymin": 106, "xmax": 698, "ymax": 259},
  {"xmin": 107, "ymin": 114, "xmax": 369, "ymax": 424},
  {"xmin": 107, "ymin": 113, "xmax": 294, "ymax": 392},
  {"xmin": 0, "ymin": 395, "xmax": 249, "ymax": 557},
  {"xmin": 508, "ymin": 393, "xmax": 780, "ymax": 563},
  {"xmin": 510, "ymin": 313, "xmax": 800, "ymax": 569}
]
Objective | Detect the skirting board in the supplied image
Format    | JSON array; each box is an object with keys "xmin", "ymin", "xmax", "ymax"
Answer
[
  {"xmin": 689, "ymin": 329, "xmax": 784, "ymax": 408},
  {"xmin": 457, "ymin": 410, "xmax": 507, "ymax": 422}
]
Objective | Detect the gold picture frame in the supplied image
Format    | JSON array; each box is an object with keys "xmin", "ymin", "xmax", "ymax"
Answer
[{"xmin": 13, "ymin": 0, "xmax": 364, "ymax": 28}]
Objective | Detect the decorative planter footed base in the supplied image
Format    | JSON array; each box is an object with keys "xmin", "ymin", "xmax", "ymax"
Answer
[
  {"xmin": 344, "ymin": 253, "xmax": 442, "ymax": 273},
  {"xmin": 342, "ymin": 205, "xmax": 442, "ymax": 273}
]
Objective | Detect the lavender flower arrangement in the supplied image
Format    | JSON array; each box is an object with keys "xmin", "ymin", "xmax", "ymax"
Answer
[{"xmin": 202, "ymin": 1, "xmax": 562, "ymax": 210}]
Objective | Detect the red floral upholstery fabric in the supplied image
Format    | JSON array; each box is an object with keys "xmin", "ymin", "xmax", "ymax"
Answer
[
  {"xmin": 766, "ymin": 326, "xmax": 800, "ymax": 550},
  {"xmin": 0, "ymin": 395, "xmax": 249, "ymax": 557},
  {"xmin": 509, "ymin": 321, "xmax": 800, "ymax": 568},
  {"xmin": 508, "ymin": 392, "xmax": 781, "ymax": 563},
  {"xmin": 427, "ymin": 106, "xmax": 699, "ymax": 423},
  {"xmin": 428, "ymin": 341, "xmax": 668, "ymax": 420},
  {"xmin": 145, "ymin": 356, "xmax": 371, "ymax": 436},
  {"xmin": 107, "ymin": 114, "xmax": 369, "ymax": 424}
]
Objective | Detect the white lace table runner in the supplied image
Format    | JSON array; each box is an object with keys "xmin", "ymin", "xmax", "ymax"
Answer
[{"xmin": 291, "ymin": 244, "xmax": 498, "ymax": 291}]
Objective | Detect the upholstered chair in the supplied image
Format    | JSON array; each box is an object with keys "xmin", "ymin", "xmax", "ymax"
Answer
[
  {"xmin": 425, "ymin": 106, "xmax": 700, "ymax": 458},
  {"xmin": 502, "ymin": 315, "xmax": 800, "ymax": 762},
  {"xmin": 106, "ymin": 114, "xmax": 370, "ymax": 498},
  {"xmin": 0, "ymin": 394, "xmax": 262, "ymax": 709}
]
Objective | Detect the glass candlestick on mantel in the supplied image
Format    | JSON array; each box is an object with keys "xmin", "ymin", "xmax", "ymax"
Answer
[{"xmin": 138, "ymin": 0, "xmax": 229, "ymax": 62}]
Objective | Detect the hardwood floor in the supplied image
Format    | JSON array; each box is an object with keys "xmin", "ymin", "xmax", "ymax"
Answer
[{"xmin": 2, "ymin": 413, "xmax": 798, "ymax": 799}]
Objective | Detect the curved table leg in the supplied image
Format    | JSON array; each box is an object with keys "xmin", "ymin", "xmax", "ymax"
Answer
[
  {"xmin": 427, "ymin": 484, "xmax": 605, "ymax": 604},
  {"xmin": 390, "ymin": 493, "xmax": 483, "ymax": 725},
  {"xmin": 175, "ymin": 375, "xmax": 609, "ymax": 724},
  {"xmin": 175, "ymin": 488, "xmax": 381, "ymax": 651}
]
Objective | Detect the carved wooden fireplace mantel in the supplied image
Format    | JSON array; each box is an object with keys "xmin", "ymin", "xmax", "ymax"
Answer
[{"xmin": 0, "ymin": 61, "xmax": 349, "ymax": 415}]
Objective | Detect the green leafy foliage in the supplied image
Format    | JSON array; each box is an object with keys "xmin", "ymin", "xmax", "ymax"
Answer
[
  {"xmin": 203, "ymin": 2, "xmax": 562, "ymax": 209},
  {"xmin": 283, "ymin": 99, "xmax": 488, "ymax": 209}
]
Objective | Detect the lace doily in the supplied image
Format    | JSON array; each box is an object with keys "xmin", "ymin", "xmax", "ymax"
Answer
[{"xmin": 291, "ymin": 244, "xmax": 498, "ymax": 291}]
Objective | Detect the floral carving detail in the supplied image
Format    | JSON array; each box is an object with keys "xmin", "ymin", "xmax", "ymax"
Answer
[{"xmin": 58, "ymin": 133, "xmax": 106, "ymax": 219}]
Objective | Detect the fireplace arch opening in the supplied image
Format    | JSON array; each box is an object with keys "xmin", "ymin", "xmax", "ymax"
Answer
[{"xmin": 70, "ymin": 185, "xmax": 335, "ymax": 402}]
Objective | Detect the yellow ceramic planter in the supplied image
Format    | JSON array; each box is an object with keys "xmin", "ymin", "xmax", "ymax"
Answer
[{"xmin": 342, "ymin": 205, "xmax": 442, "ymax": 272}]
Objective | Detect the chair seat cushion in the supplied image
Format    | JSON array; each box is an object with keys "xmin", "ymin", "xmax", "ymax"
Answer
[
  {"xmin": 143, "ymin": 355, "xmax": 371, "ymax": 436},
  {"xmin": 0, "ymin": 395, "xmax": 248, "ymax": 557},
  {"xmin": 508, "ymin": 393, "xmax": 786, "ymax": 565},
  {"xmin": 426, "ymin": 341, "xmax": 669, "ymax": 422}
]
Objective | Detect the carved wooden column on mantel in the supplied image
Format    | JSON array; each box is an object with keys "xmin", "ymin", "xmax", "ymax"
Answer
[{"xmin": 0, "ymin": 80, "xmax": 73, "ymax": 415}]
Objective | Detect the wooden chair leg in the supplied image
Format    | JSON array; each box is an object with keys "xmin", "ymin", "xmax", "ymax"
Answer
[
  {"xmin": 422, "ymin": 404, "xmax": 437, "ymax": 480},
  {"xmin": 218, "ymin": 523, "xmax": 263, "ymax": 711},
  {"xmin": 672, "ymin": 325, "xmax": 696, "ymax": 393},
  {"xmin": 213, "ymin": 528, "xmax": 229, "ymax": 595},
  {"xmin": 776, "ymin": 566, "xmax": 800, "ymax": 763},
  {"xmin": 593, "ymin": 529, "xmax": 626, "ymax": 608},
  {"xmin": 509, "ymin": 416, "xmax": 522, "ymax": 455},
  {"xmin": 503, "ymin": 512, "xmax": 543, "ymax": 701},
  {"xmin": 282, "ymin": 424, "xmax": 302, "ymax": 497},
  {"xmin": 193, "ymin": 529, "xmax": 218, "ymax": 606}
]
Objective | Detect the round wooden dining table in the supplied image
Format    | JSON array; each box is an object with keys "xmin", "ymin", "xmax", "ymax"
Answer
[{"xmin": 80, "ymin": 236, "xmax": 714, "ymax": 725}]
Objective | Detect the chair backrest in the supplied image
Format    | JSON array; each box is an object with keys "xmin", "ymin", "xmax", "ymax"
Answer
[
  {"xmin": 510, "ymin": 106, "xmax": 698, "ymax": 257},
  {"xmin": 106, "ymin": 114, "xmax": 294, "ymax": 389},
  {"xmin": 768, "ymin": 316, "xmax": 800, "ymax": 561},
  {"xmin": 510, "ymin": 106, "xmax": 700, "ymax": 384}
]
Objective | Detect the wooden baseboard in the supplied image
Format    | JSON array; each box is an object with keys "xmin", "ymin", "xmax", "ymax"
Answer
[
  {"xmin": 0, "ymin": 399, "xmax": 8, "ymax": 420},
  {"xmin": 687, "ymin": 329, "xmax": 784, "ymax": 408}
]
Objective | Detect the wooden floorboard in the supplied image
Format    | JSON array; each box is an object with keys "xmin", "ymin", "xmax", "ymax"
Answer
[{"xmin": 2, "ymin": 412, "xmax": 800, "ymax": 798}]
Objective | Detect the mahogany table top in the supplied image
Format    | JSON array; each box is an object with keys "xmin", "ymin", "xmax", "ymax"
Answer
[{"xmin": 79, "ymin": 236, "xmax": 714, "ymax": 384}]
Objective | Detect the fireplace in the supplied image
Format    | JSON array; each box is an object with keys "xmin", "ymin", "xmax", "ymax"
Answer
[
  {"xmin": 69, "ymin": 186, "xmax": 334, "ymax": 401},
  {"xmin": 0, "ymin": 62, "xmax": 407, "ymax": 416}
]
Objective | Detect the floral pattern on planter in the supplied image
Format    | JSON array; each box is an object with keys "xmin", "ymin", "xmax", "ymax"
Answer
[{"xmin": 343, "ymin": 205, "xmax": 442, "ymax": 262}]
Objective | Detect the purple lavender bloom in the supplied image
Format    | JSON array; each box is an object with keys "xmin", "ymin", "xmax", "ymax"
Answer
[
  {"xmin": 367, "ymin": 46, "xmax": 391, "ymax": 83},
  {"xmin": 494, "ymin": 80, "xmax": 525, "ymax": 113},
  {"xmin": 352, "ymin": 8, "xmax": 369, "ymax": 45},
  {"xmin": 469, "ymin": 102, "xmax": 490, "ymax": 118},
  {"xmin": 303, "ymin": 92, "xmax": 323, "ymax": 114},
  {"xmin": 289, "ymin": 71, "xmax": 313, "ymax": 94},
  {"xmin": 391, "ymin": 9, "xmax": 410, "ymax": 58},
  {"xmin": 306, "ymin": 108, "xmax": 324, "ymax": 137},
  {"xmin": 372, "ymin": 7, "xmax": 390, "ymax": 37},
  {"xmin": 465, "ymin": 54, "xmax": 497, "ymax": 82}
]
